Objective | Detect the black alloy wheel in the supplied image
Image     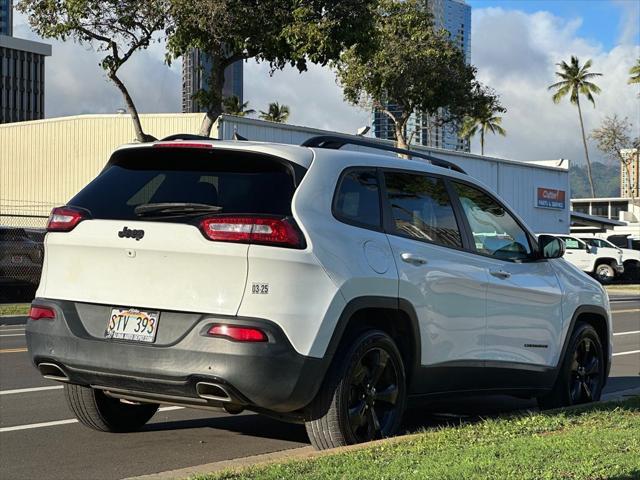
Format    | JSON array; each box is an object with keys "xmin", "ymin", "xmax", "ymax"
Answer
[
  {"xmin": 569, "ymin": 336, "xmax": 602, "ymax": 404},
  {"xmin": 538, "ymin": 322, "xmax": 605, "ymax": 410},
  {"xmin": 305, "ymin": 330, "xmax": 406, "ymax": 449},
  {"xmin": 346, "ymin": 346, "xmax": 402, "ymax": 442}
]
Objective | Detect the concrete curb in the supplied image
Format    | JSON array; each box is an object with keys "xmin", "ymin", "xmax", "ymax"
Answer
[{"xmin": 124, "ymin": 389, "xmax": 640, "ymax": 480}]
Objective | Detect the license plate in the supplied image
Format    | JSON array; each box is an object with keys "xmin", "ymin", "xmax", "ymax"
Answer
[{"xmin": 105, "ymin": 308, "xmax": 159, "ymax": 343}]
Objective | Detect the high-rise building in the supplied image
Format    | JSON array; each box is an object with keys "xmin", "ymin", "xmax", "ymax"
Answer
[
  {"xmin": 0, "ymin": 0, "xmax": 12, "ymax": 37},
  {"xmin": 373, "ymin": 0, "xmax": 471, "ymax": 151},
  {"xmin": 1, "ymin": 0, "xmax": 52, "ymax": 123},
  {"xmin": 182, "ymin": 49, "xmax": 243, "ymax": 113},
  {"xmin": 621, "ymin": 149, "xmax": 639, "ymax": 198}
]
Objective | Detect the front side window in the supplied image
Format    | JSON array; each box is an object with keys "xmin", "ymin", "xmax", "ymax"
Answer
[
  {"xmin": 562, "ymin": 237, "xmax": 587, "ymax": 250},
  {"xmin": 384, "ymin": 172, "xmax": 462, "ymax": 248},
  {"xmin": 334, "ymin": 169, "xmax": 381, "ymax": 229},
  {"xmin": 453, "ymin": 182, "xmax": 532, "ymax": 261}
]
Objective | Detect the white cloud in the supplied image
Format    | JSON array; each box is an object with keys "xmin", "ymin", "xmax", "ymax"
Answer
[
  {"xmin": 12, "ymin": 4, "xmax": 640, "ymax": 166},
  {"xmin": 12, "ymin": 10, "xmax": 181, "ymax": 117},
  {"xmin": 471, "ymin": 7, "xmax": 640, "ymax": 165},
  {"xmin": 242, "ymin": 61, "xmax": 370, "ymax": 133}
]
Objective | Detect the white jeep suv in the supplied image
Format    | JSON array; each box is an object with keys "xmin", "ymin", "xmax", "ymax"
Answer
[{"xmin": 26, "ymin": 136, "xmax": 612, "ymax": 449}]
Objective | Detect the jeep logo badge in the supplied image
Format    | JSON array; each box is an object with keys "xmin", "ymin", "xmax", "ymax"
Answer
[{"xmin": 118, "ymin": 226, "xmax": 145, "ymax": 241}]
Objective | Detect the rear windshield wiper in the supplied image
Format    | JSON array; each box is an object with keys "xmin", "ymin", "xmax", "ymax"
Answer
[{"xmin": 134, "ymin": 203, "xmax": 223, "ymax": 217}]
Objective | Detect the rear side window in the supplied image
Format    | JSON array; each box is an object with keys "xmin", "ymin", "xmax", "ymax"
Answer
[
  {"xmin": 383, "ymin": 172, "xmax": 462, "ymax": 248},
  {"xmin": 333, "ymin": 169, "xmax": 381, "ymax": 229},
  {"xmin": 69, "ymin": 148, "xmax": 298, "ymax": 220}
]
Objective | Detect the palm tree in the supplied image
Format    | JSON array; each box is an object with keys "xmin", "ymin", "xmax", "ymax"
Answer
[
  {"xmin": 223, "ymin": 96, "xmax": 255, "ymax": 117},
  {"xmin": 259, "ymin": 102, "xmax": 290, "ymax": 123},
  {"xmin": 548, "ymin": 56, "xmax": 602, "ymax": 198},
  {"xmin": 628, "ymin": 58, "xmax": 640, "ymax": 84},
  {"xmin": 460, "ymin": 108, "xmax": 506, "ymax": 156}
]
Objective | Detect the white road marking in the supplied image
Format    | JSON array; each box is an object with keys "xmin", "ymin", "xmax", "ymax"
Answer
[
  {"xmin": 0, "ymin": 327, "xmax": 25, "ymax": 331},
  {"xmin": 0, "ymin": 333, "xmax": 25, "ymax": 337},
  {"xmin": 0, "ymin": 419, "xmax": 78, "ymax": 432},
  {"xmin": 612, "ymin": 350, "xmax": 640, "ymax": 357},
  {"xmin": 613, "ymin": 330, "xmax": 640, "ymax": 336},
  {"xmin": 0, "ymin": 386, "xmax": 63, "ymax": 395},
  {"xmin": 0, "ymin": 406, "xmax": 185, "ymax": 433}
]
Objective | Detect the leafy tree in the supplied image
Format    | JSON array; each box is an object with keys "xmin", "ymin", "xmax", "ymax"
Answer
[
  {"xmin": 18, "ymin": 0, "xmax": 169, "ymax": 142},
  {"xmin": 223, "ymin": 96, "xmax": 255, "ymax": 117},
  {"xmin": 591, "ymin": 115, "xmax": 639, "ymax": 201},
  {"xmin": 259, "ymin": 102, "xmax": 290, "ymax": 123},
  {"xmin": 629, "ymin": 58, "xmax": 640, "ymax": 85},
  {"xmin": 167, "ymin": 0, "xmax": 376, "ymax": 136},
  {"xmin": 334, "ymin": 0, "xmax": 493, "ymax": 151},
  {"xmin": 460, "ymin": 97, "xmax": 506, "ymax": 155},
  {"xmin": 548, "ymin": 56, "xmax": 602, "ymax": 197}
]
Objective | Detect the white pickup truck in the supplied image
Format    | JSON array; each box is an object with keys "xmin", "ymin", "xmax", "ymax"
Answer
[
  {"xmin": 581, "ymin": 236, "xmax": 640, "ymax": 282},
  {"xmin": 543, "ymin": 234, "xmax": 625, "ymax": 284}
]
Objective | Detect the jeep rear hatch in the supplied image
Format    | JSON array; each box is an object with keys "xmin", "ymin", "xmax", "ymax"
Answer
[{"xmin": 39, "ymin": 146, "xmax": 303, "ymax": 315}]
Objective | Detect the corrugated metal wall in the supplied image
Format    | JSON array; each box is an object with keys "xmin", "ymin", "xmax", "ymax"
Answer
[
  {"xmin": 215, "ymin": 115, "xmax": 571, "ymax": 234},
  {"xmin": 0, "ymin": 114, "xmax": 203, "ymax": 225}
]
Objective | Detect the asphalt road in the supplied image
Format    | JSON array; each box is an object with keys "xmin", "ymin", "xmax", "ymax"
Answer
[{"xmin": 0, "ymin": 299, "xmax": 638, "ymax": 480}]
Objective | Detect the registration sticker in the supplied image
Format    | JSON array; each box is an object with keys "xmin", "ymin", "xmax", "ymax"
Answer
[{"xmin": 105, "ymin": 308, "xmax": 159, "ymax": 343}]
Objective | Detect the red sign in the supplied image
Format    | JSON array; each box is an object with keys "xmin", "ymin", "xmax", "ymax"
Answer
[{"xmin": 537, "ymin": 188, "xmax": 566, "ymax": 209}]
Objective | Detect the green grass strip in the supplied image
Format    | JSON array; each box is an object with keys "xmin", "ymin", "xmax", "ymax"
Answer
[
  {"xmin": 196, "ymin": 397, "xmax": 640, "ymax": 480},
  {"xmin": 0, "ymin": 303, "xmax": 30, "ymax": 316}
]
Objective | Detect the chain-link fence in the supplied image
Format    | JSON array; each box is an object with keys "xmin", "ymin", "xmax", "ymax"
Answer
[{"xmin": 0, "ymin": 213, "xmax": 48, "ymax": 303}]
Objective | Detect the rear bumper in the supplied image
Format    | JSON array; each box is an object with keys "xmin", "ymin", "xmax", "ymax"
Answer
[{"xmin": 26, "ymin": 298, "xmax": 325, "ymax": 414}]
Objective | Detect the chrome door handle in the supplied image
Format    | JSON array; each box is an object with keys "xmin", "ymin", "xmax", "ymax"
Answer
[
  {"xmin": 490, "ymin": 269, "xmax": 511, "ymax": 279},
  {"xmin": 401, "ymin": 253, "xmax": 428, "ymax": 266}
]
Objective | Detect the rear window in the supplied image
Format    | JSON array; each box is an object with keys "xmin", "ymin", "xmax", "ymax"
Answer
[
  {"xmin": 333, "ymin": 169, "xmax": 381, "ymax": 229},
  {"xmin": 69, "ymin": 148, "xmax": 299, "ymax": 220}
]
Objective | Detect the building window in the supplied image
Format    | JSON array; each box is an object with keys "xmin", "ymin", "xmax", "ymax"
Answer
[
  {"xmin": 610, "ymin": 202, "xmax": 627, "ymax": 220},
  {"xmin": 591, "ymin": 202, "xmax": 609, "ymax": 218},
  {"xmin": 572, "ymin": 204, "xmax": 589, "ymax": 214}
]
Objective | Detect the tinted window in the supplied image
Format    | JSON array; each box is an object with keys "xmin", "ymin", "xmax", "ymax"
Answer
[
  {"xmin": 453, "ymin": 182, "xmax": 532, "ymax": 261},
  {"xmin": 334, "ymin": 169, "xmax": 381, "ymax": 229},
  {"xmin": 384, "ymin": 172, "xmax": 462, "ymax": 248},
  {"xmin": 69, "ymin": 148, "xmax": 297, "ymax": 220}
]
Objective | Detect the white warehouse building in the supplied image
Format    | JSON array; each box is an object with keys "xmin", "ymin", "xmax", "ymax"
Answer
[{"xmin": 1, "ymin": 113, "xmax": 570, "ymax": 234}]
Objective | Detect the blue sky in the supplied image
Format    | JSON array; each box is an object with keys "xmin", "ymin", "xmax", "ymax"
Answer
[{"xmin": 467, "ymin": 0, "xmax": 639, "ymax": 50}]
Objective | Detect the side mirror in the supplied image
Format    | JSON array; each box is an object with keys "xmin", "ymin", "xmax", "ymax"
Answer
[
  {"xmin": 586, "ymin": 244, "xmax": 593, "ymax": 253},
  {"xmin": 538, "ymin": 235, "xmax": 565, "ymax": 259}
]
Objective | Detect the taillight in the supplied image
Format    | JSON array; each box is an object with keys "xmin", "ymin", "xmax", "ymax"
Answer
[
  {"xmin": 47, "ymin": 206, "xmax": 87, "ymax": 232},
  {"xmin": 207, "ymin": 324, "xmax": 267, "ymax": 342},
  {"xmin": 199, "ymin": 216, "xmax": 303, "ymax": 248},
  {"xmin": 29, "ymin": 305, "xmax": 55, "ymax": 320}
]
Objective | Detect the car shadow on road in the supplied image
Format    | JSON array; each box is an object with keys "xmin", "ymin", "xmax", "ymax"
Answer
[
  {"xmin": 143, "ymin": 412, "xmax": 310, "ymax": 444},
  {"xmin": 141, "ymin": 383, "xmax": 639, "ymax": 443}
]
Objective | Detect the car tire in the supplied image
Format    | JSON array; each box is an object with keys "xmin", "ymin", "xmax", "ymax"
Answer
[
  {"xmin": 594, "ymin": 263, "xmax": 615, "ymax": 284},
  {"xmin": 304, "ymin": 330, "xmax": 407, "ymax": 450},
  {"xmin": 537, "ymin": 322, "xmax": 605, "ymax": 410},
  {"xmin": 64, "ymin": 384, "xmax": 159, "ymax": 432}
]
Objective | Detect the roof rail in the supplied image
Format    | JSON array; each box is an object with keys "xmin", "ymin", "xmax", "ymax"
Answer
[
  {"xmin": 160, "ymin": 134, "xmax": 216, "ymax": 141},
  {"xmin": 301, "ymin": 135, "xmax": 466, "ymax": 174}
]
